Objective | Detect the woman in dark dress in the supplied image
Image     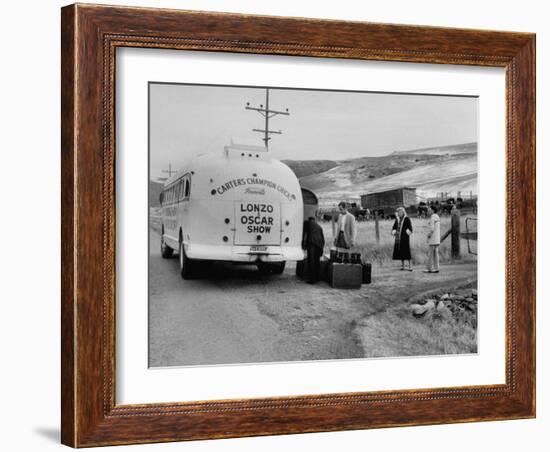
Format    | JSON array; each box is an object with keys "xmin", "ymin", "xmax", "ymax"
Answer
[{"xmin": 392, "ymin": 207, "xmax": 413, "ymax": 271}]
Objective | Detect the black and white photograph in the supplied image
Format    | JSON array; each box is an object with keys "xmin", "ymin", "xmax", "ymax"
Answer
[{"xmin": 148, "ymin": 83, "xmax": 479, "ymax": 368}]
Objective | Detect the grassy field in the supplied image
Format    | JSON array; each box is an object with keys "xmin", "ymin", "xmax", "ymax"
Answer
[
  {"xmin": 357, "ymin": 303, "xmax": 478, "ymax": 357},
  {"xmin": 320, "ymin": 215, "xmax": 478, "ymax": 267}
]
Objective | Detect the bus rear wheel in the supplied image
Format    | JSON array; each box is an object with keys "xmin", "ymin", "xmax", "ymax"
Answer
[
  {"xmin": 179, "ymin": 240, "xmax": 195, "ymax": 279},
  {"xmin": 160, "ymin": 234, "xmax": 174, "ymax": 258},
  {"xmin": 257, "ymin": 261, "xmax": 286, "ymax": 275}
]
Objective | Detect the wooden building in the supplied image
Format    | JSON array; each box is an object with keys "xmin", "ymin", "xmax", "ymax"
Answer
[{"xmin": 360, "ymin": 187, "xmax": 417, "ymax": 216}]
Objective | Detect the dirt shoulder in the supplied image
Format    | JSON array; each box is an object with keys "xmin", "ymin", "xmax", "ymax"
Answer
[{"xmin": 354, "ymin": 263, "xmax": 478, "ymax": 358}]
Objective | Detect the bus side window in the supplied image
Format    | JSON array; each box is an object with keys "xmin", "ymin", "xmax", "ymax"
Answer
[{"xmin": 184, "ymin": 177, "xmax": 190, "ymax": 198}]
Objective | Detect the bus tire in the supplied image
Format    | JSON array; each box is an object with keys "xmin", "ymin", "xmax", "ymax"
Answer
[
  {"xmin": 257, "ymin": 262, "xmax": 270, "ymax": 275},
  {"xmin": 270, "ymin": 261, "xmax": 286, "ymax": 275},
  {"xmin": 160, "ymin": 233, "xmax": 174, "ymax": 259},
  {"xmin": 179, "ymin": 240, "xmax": 194, "ymax": 279},
  {"xmin": 257, "ymin": 261, "xmax": 286, "ymax": 275}
]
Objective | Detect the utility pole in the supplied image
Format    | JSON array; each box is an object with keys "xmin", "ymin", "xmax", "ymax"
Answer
[
  {"xmin": 245, "ymin": 88, "xmax": 290, "ymax": 150},
  {"xmin": 162, "ymin": 163, "xmax": 175, "ymax": 178},
  {"xmin": 374, "ymin": 214, "xmax": 380, "ymax": 244}
]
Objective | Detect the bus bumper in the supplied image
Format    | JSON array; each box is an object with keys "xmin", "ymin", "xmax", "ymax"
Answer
[{"xmin": 185, "ymin": 243, "xmax": 304, "ymax": 262}]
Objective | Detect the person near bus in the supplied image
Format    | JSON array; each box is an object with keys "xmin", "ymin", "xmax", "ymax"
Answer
[
  {"xmin": 302, "ymin": 217, "xmax": 325, "ymax": 284},
  {"xmin": 334, "ymin": 201, "xmax": 357, "ymax": 250},
  {"xmin": 424, "ymin": 205, "xmax": 441, "ymax": 273},
  {"xmin": 391, "ymin": 206, "xmax": 413, "ymax": 271}
]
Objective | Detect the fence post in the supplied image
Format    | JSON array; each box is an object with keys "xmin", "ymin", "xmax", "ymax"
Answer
[
  {"xmin": 451, "ymin": 210, "xmax": 461, "ymax": 259},
  {"xmin": 441, "ymin": 210, "xmax": 461, "ymax": 259},
  {"xmin": 374, "ymin": 215, "xmax": 380, "ymax": 244}
]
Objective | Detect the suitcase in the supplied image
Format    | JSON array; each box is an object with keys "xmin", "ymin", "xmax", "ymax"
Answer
[
  {"xmin": 330, "ymin": 263, "xmax": 362, "ymax": 289},
  {"xmin": 362, "ymin": 262, "xmax": 372, "ymax": 284},
  {"xmin": 296, "ymin": 259, "xmax": 308, "ymax": 280},
  {"xmin": 298, "ymin": 258, "xmax": 329, "ymax": 282},
  {"xmin": 319, "ymin": 258, "xmax": 330, "ymax": 282}
]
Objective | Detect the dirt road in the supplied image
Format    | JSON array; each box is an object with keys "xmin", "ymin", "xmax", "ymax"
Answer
[{"xmin": 148, "ymin": 229, "xmax": 477, "ymax": 367}]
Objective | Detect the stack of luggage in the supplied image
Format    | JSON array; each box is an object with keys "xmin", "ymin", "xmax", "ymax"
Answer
[
  {"xmin": 327, "ymin": 250, "xmax": 371, "ymax": 289},
  {"xmin": 297, "ymin": 250, "xmax": 372, "ymax": 288}
]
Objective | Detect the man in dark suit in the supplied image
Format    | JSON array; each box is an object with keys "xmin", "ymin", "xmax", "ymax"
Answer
[{"xmin": 302, "ymin": 217, "xmax": 325, "ymax": 284}]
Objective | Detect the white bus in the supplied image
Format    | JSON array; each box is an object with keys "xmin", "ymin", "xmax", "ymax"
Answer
[{"xmin": 159, "ymin": 144, "xmax": 305, "ymax": 278}]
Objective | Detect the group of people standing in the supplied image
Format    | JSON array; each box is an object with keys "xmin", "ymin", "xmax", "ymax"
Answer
[
  {"xmin": 301, "ymin": 201, "xmax": 443, "ymax": 284},
  {"xmin": 391, "ymin": 204, "xmax": 441, "ymax": 273}
]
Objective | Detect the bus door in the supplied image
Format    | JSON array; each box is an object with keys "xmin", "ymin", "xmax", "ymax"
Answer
[{"xmin": 234, "ymin": 201, "xmax": 281, "ymax": 247}]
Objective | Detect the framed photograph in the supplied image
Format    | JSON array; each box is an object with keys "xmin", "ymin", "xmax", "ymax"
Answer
[{"xmin": 61, "ymin": 4, "xmax": 535, "ymax": 447}]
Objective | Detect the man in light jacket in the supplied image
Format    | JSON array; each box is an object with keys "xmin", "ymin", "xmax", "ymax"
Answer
[
  {"xmin": 334, "ymin": 202, "xmax": 357, "ymax": 250},
  {"xmin": 424, "ymin": 205, "xmax": 441, "ymax": 273}
]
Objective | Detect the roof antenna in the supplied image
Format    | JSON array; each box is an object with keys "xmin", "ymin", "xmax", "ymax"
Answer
[{"xmin": 245, "ymin": 88, "xmax": 290, "ymax": 151}]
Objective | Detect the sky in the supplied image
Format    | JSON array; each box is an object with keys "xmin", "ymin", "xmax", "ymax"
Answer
[{"xmin": 149, "ymin": 83, "xmax": 477, "ymax": 180}]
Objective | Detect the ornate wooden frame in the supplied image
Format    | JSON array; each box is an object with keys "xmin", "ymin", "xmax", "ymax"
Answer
[{"xmin": 61, "ymin": 3, "xmax": 536, "ymax": 447}]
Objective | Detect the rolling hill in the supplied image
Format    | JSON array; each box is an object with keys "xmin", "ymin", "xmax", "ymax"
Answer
[
  {"xmin": 280, "ymin": 159, "xmax": 338, "ymax": 178},
  {"xmin": 295, "ymin": 143, "xmax": 477, "ymax": 207},
  {"xmin": 391, "ymin": 142, "xmax": 477, "ymax": 156}
]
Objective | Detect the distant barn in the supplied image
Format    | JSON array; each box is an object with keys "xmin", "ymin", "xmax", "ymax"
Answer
[
  {"xmin": 361, "ymin": 187, "xmax": 417, "ymax": 217},
  {"xmin": 301, "ymin": 187, "xmax": 319, "ymax": 220}
]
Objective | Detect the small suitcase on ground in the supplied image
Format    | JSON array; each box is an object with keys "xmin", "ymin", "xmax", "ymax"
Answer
[
  {"xmin": 296, "ymin": 259, "xmax": 308, "ymax": 280},
  {"xmin": 362, "ymin": 262, "xmax": 372, "ymax": 284},
  {"xmin": 298, "ymin": 258, "xmax": 329, "ymax": 282},
  {"xmin": 319, "ymin": 258, "xmax": 330, "ymax": 282},
  {"xmin": 330, "ymin": 263, "xmax": 362, "ymax": 289}
]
